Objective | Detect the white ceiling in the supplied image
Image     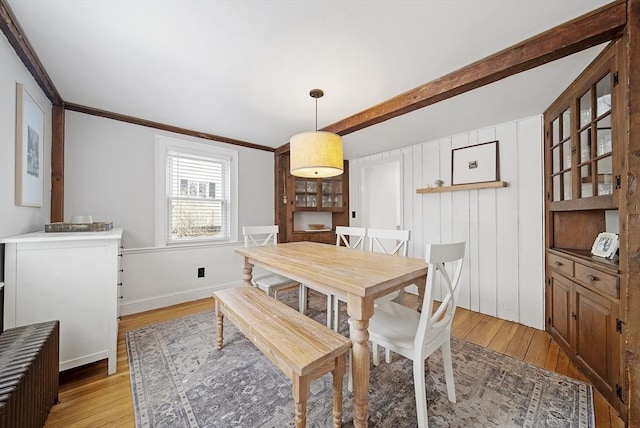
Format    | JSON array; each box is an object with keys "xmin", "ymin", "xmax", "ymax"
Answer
[{"xmin": 7, "ymin": 0, "xmax": 611, "ymax": 159}]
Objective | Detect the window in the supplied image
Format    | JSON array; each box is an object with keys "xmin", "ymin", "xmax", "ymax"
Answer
[{"xmin": 156, "ymin": 136, "xmax": 238, "ymax": 245}]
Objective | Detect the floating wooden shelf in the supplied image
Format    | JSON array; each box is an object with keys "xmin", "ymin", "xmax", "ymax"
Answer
[{"xmin": 416, "ymin": 181, "xmax": 508, "ymax": 194}]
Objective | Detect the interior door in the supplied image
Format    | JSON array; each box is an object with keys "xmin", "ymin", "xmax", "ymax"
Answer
[{"xmin": 359, "ymin": 157, "xmax": 402, "ymax": 252}]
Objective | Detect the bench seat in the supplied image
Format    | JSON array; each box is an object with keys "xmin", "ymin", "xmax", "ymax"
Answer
[{"xmin": 213, "ymin": 286, "xmax": 352, "ymax": 427}]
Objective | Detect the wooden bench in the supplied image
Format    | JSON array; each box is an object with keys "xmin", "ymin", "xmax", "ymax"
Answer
[{"xmin": 213, "ymin": 286, "xmax": 352, "ymax": 428}]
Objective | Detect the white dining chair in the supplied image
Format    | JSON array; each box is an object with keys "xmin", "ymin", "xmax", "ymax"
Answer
[
  {"xmin": 368, "ymin": 241, "xmax": 465, "ymax": 428},
  {"xmin": 329, "ymin": 226, "xmax": 367, "ymax": 331},
  {"xmin": 298, "ymin": 226, "xmax": 366, "ymax": 328},
  {"xmin": 365, "ymin": 228, "xmax": 411, "ymax": 362},
  {"xmin": 242, "ymin": 226, "xmax": 304, "ymax": 312}
]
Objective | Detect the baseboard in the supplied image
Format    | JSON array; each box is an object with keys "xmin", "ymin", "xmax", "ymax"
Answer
[{"xmin": 119, "ymin": 281, "xmax": 241, "ymax": 316}]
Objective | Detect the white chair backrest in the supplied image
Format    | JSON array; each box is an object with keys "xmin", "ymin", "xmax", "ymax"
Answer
[
  {"xmin": 243, "ymin": 225, "xmax": 279, "ymax": 247},
  {"xmin": 367, "ymin": 228, "xmax": 410, "ymax": 256},
  {"xmin": 335, "ymin": 226, "xmax": 366, "ymax": 249},
  {"xmin": 415, "ymin": 242, "xmax": 465, "ymax": 352}
]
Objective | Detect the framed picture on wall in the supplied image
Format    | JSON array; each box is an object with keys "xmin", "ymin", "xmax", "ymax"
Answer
[
  {"xmin": 451, "ymin": 140, "xmax": 499, "ymax": 185},
  {"xmin": 15, "ymin": 82, "xmax": 45, "ymax": 207}
]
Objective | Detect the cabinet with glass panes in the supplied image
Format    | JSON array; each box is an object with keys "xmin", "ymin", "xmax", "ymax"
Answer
[
  {"xmin": 293, "ymin": 176, "xmax": 344, "ymax": 211},
  {"xmin": 547, "ymin": 46, "xmax": 618, "ymax": 210},
  {"xmin": 543, "ymin": 41, "xmax": 624, "ymax": 415}
]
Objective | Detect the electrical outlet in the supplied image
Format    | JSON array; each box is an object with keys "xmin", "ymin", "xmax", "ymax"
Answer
[{"xmin": 197, "ymin": 267, "xmax": 205, "ymax": 278}]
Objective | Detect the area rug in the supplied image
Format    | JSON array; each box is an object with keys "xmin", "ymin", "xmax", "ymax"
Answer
[{"xmin": 126, "ymin": 289, "xmax": 594, "ymax": 427}]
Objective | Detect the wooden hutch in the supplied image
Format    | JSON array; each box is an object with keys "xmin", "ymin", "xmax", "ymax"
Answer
[
  {"xmin": 275, "ymin": 152, "xmax": 349, "ymax": 244},
  {"xmin": 543, "ymin": 39, "xmax": 627, "ymax": 417}
]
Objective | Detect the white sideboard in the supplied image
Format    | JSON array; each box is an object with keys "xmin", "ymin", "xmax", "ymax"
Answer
[{"xmin": 1, "ymin": 228, "xmax": 123, "ymax": 374}]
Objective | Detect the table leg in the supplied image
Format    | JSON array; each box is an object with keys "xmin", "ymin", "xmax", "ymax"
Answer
[
  {"xmin": 347, "ymin": 295, "xmax": 374, "ymax": 428},
  {"xmin": 242, "ymin": 257, "xmax": 254, "ymax": 287}
]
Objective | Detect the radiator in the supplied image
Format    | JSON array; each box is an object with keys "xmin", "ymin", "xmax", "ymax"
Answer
[{"xmin": 0, "ymin": 320, "xmax": 60, "ymax": 428}]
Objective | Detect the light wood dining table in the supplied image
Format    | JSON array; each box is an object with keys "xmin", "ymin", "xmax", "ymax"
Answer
[{"xmin": 235, "ymin": 241, "xmax": 428, "ymax": 427}]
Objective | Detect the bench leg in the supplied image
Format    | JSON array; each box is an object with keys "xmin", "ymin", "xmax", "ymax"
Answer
[
  {"xmin": 292, "ymin": 374, "xmax": 310, "ymax": 428},
  {"xmin": 214, "ymin": 300, "xmax": 224, "ymax": 350},
  {"xmin": 332, "ymin": 353, "xmax": 346, "ymax": 428}
]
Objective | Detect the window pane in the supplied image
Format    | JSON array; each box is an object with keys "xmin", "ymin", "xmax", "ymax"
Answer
[
  {"xmin": 563, "ymin": 172, "xmax": 572, "ymax": 200},
  {"xmin": 581, "ymin": 165, "xmax": 593, "ymax": 198},
  {"xmin": 552, "ymin": 118, "xmax": 560, "ymax": 144},
  {"xmin": 167, "ymin": 151, "xmax": 228, "ymax": 242},
  {"xmin": 553, "ymin": 175, "xmax": 561, "ymax": 202},
  {"xmin": 562, "ymin": 140, "xmax": 572, "ymax": 170},
  {"xmin": 580, "ymin": 128, "xmax": 591, "ymax": 163},
  {"xmin": 579, "ymin": 91, "xmax": 591, "ymax": 128},
  {"xmin": 597, "ymin": 157, "xmax": 613, "ymax": 195},
  {"xmin": 596, "ymin": 74, "xmax": 611, "ymax": 117},
  {"xmin": 596, "ymin": 116, "xmax": 612, "ymax": 156},
  {"xmin": 562, "ymin": 109, "xmax": 571, "ymax": 139},
  {"xmin": 553, "ymin": 147, "xmax": 560, "ymax": 173}
]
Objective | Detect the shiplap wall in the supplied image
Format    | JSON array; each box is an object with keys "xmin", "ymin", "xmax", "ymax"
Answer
[{"xmin": 349, "ymin": 115, "xmax": 544, "ymax": 329}]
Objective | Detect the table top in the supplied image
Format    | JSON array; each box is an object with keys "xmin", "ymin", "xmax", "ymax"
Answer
[{"xmin": 235, "ymin": 241, "xmax": 427, "ymax": 298}]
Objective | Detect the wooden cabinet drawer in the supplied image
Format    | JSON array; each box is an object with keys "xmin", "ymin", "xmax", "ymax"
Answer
[
  {"xmin": 291, "ymin": 232, "xmax": 335, "ymax": 245},
  {"xmin": 575, "ymin": 263, "xmax": 619, "ymax": 298},
  {"xmin": 548, "ymin": 253, "xmax": 574, "ymax": 277}
]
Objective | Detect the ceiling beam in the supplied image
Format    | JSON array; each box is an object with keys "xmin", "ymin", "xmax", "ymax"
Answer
[
  {"xmin": 319, "ymin": 0, "xmax": 627, "ymax": 137},
  {"xmin": 0, "ymin": 0, "xmax": 62, "ymax": 105},
  {"xmin": 65, "ymin": 103, "xmax": 275, "ymax": 153}
]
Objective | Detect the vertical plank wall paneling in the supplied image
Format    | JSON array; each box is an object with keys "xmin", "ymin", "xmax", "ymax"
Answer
[
  {"xmin": 516, "ymin": 118, "xmax": 545, "ymax": 327},
  {"xmin": 349, "ymin": 115, "xmax": 544, "ymax": 328}
]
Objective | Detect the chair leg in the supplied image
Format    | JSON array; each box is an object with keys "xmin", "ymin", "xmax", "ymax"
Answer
[
  {"xmin": 347, "ymin": 349, "xmax": 353, "ymax": 393},
  {"xmin": 413, "ymin": 358, "xmax": 429, "ymax": 428},
  {"xmin": 298, "ymin": 285, "xmax": 307, "ymax": 314},
  {"xmin": 372, "ymin": 342, "xmax": 380, "ymax": 366},
  {"xmin": 385, "ymin": 348, "xmax": 392, "ymax": 364},
  {"xmin": 441, "ymin": 339, "xmax": 457, "ymax": 403},
  {"xmin": 333, "ymin": 298, "xmax": 340, "ymax": 332},
  {"xmin": 326, "ymin": 294, "xmax": 333, "ymax": 329},
  {"xmin": 214, "ymin": 301, "xmax": 224, "ymax": 350}
]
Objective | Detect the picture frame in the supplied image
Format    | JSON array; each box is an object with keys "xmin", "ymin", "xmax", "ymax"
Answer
[
  {"xmin": 452, "ymin": 140, "xmax": 499, "ymax": 185},
  {"xmin": 591, "ymin": 232, "xmax": 619, "ymax": 259},
  {"xmin": 15, "ymin": 82, "xmax": 45, "ymax": 207}
]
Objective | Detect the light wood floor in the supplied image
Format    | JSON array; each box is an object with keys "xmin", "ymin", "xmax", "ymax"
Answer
[{"xmin": 44, "ymin": 292, "xmax": 624, "ymax": 428}]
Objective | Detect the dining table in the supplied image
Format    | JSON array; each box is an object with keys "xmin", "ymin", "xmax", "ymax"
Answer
[{"xmin": 234, "ymin": 241, "xmax": 428, "ymax": 427}]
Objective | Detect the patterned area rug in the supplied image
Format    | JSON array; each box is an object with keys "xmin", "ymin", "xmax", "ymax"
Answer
[{"xmin": 126, "ymin": 289, "xmax": 594, "ymax": 427}]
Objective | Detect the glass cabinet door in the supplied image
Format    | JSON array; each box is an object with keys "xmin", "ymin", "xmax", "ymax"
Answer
[
  {"xmin": 321, "ymin": 178, "xmax": 343, "ymax": 209},
  {"xmin": 578, "ymin": 72, "xmax": 613, "ymax": 198},
  {"xmin": 294, "ymin": 178, "xmax": 317, "ymax": 208},
  {"xmin": 550, "ymin": 107, "xmax": 572, "ymax": 201}
]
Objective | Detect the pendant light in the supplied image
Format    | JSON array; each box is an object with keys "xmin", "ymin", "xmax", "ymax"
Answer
[{"xmin": 290, "ymin": 89, "xmax": 344, "ymax": 178}]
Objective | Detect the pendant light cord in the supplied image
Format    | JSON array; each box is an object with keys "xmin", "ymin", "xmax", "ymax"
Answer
[{"xmin": 315, "ymin": 97, "xmax": 318, "ymax": 131}]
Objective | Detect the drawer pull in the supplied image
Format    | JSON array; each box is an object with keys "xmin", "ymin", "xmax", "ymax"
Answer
[
  {"xmin": 554, "ymin": 261, "xmax": 563, "ymax": 267},
  {"xmin": 571, "ymin": 312, "xmax": 577, "ymax": 320},
  {"xmin": 587, "ymin": 275, "xmax": 598, "ymax": 281}
]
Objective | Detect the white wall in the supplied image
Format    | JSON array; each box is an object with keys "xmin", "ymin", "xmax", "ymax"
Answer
[
  {"xmin": 64, "ymin": 112, "xmax": 275, "ymax": 314},
  {"xmin": 349, "ymin": 116, "xmax": 545, "ymax": 329},
  {"xmin": 0, "ymin": 34, "xmax": 52, "ymax": 240}
]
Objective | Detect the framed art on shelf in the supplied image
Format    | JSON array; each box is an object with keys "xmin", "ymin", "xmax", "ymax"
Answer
[
  {"xmin": 452, "ymin": 140, "xmax": 499, "ymax": 185},
  {"xmin": 591, "ymin": 232, "xmax": 619, "ymax": 259},
  {"xmin": 15, "ymin": 82, "xmax": 45, "ymax": 207}
]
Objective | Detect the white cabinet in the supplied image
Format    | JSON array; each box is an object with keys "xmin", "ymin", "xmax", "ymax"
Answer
[{"xmin": 1, "ymin": 229, "xmax": 122, "ymax": 374}]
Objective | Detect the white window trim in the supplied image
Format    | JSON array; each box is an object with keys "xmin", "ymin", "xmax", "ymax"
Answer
[{"xmin": 155, "ymin": 135, "xmax": 238, "ymax": 247}]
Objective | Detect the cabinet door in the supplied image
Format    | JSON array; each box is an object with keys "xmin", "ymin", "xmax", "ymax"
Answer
[
  {"xmin": 15, "ymin": 240, "xmax": 117, "ymax": 371},
  {"xmin": 548, "ymin": 273, "xmax": 572, "ymax": 351},
  {"xmin": 548, "ymin": 108, "xmax": 573, "ymax": 202},
  {"xmin": 576, "ymin": 72, "xmax": 614, "ymax": 199},
  {"xmin": 293, "ymin": 178, "xmax": 318, "ymax": 208},
  {"xmin": 574, "ymin": 284, "xmax": 620, "ymax": 396}
]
